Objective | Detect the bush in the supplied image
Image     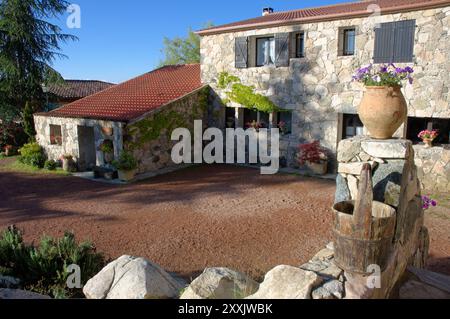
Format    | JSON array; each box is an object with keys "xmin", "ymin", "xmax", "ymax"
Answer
[
  {"xmin": 0, "ymin": 226, "xmax": 105, "ymax": 299},
  {"xmin": 298, "ymin": 141, "xmax": 328, "ymax": 165},
  {"xmin": 113, "ymin": 151, "xmax": 137, "ymax": 171},
  {"xmin": 18, "ymin": 142, "xmax": 46, "ymax": 168},
  {"xmin": 44, "ymin": 160, "xmax": 58, "ymax": 171}
]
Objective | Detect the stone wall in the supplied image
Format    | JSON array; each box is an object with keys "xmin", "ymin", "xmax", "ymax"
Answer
[
  {"xmin": 414, "ymin": 145, "xmax": 450, "ymax": 193},
  {"xmin": 335, "ymin": 137, "xmax": 429, "ymax": 299},
  {"xmin": 124, "ymin": 87, "xmax": 209, "ymax": 175},
  {"xmin": 34, "ymin": 115, "xmax": 123, "ymax": 167},
  {"xmin": 200, "ymin": 6, "xmax": 450, "ymax": 168}
]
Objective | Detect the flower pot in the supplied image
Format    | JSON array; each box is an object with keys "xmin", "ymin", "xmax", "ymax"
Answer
[
  {"xmin": 307, "ymin": 161, "xmax": 327, "ymax": 175},
  {"xmin": 118, "ymin": 169, "xmax": 136, "ymax": 182},
  {"xmin": 358, "ymin": 86, "xmax": 407, "ymax": 139},
  {"xmin": 101, "ymin": 127, "xmax": 114, "ymax": 137},
  {"xmin": 4, "ymin": 147, "xmax": 14, "ymax": 157},
  {"xmin": 423, "ymin": 138, "xmax": 433, "ymax": 148},
  {"xmin": 62, "ymin": 158, "xmax": 73, "ymax": 172},
  {"xmin": 104, "ymin": 152, "xmax": 114, "ymax": 164}
]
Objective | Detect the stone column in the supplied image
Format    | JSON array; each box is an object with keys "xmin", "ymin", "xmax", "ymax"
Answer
[{"xmin": 335, "ymin": 136, "xmax": 430, "ymax": 299}]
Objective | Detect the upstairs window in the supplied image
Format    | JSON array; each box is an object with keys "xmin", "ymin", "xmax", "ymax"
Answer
[
  {"xmin": 296, "ymin": 32, "xmax": 305, "ymax": 58},
  {"xmin": 50, "ymin": 125, "xmax": 62, "ymax": 146},
  {"xmin": 256, "ymin": 37, "xmax": 275, "ymax": 67},
  {"xmin": 374, "ymin": 20, "xmax": 416, "ymax": 63},
  {"xmin": 338, "ymin": 27, "xmax": 356, "ymax": 56}
]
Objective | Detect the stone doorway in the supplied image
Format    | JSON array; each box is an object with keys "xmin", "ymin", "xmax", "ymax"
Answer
[{"xmin": 77, "ymin": 126, "xmax": 97, "ymax": 171}]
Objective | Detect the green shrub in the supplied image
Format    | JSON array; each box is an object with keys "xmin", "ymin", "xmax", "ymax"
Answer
[
  {"xmin": 18, "ymin": 142, "xmax": 46, "ymax": 168},
  {"xmin": 0, "ymin": 226, "xmax": 105, "ymax": 299},
  {"xmin": 112, "ymin": 151, "xmax": 137, "ymax": 171},
  {"xmin": 44, "ymin": 160, "xmax": 58, "ymax": 171}
]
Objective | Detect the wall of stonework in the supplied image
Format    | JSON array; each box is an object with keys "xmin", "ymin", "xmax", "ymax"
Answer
[
  {"xmin": 414, "ymin": 145, "xmax": 450, "ymax": 193},
  {"xmin": 34, "ymin": 115, "xmax": 124, "ymax": 168},
  {"xmin": 200, "ymin": 6, "xmax": 450, "ymax": 168},
  {"xmin": 124, "ymin": 87, "xmax": 209, "ymax": 175}
]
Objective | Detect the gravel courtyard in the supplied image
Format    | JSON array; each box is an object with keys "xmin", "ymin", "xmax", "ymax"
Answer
[{"xmin": 0, "ymin": 161, "xmax": 448, "ymax": 279}]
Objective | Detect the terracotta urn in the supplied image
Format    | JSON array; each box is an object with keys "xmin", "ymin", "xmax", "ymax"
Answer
[
  {"xmin": 358, "ymin": 86, "xmax": 407, "ymax": 139},
  {"xmin": 118, "ymin": 169, "xmax": 136, "ymax": 182}
]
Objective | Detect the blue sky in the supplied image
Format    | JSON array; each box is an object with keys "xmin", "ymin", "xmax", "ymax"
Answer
[{"xmin": 53, "ymin": 0, "xmax": 352, "ymax": 83}]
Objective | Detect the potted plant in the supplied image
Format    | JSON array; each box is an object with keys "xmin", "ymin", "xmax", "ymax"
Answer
[
  {"xmin": 246, "ymin": 121, "xmax": 263, "ymax": 132},
  {"xmin": 353, "ymin": 64, "xmax": 414, "ymax": 139},
  {"xmin": 298, "ymin": 141, "xmax": 328, "ymax": 175},
  {"xmin": 418, "ymin": 130, "xmax": 439, "ymax": 148},
  {"xmin": 113, "ymin": 151, "xmax": 138, "ymax": 182},
  {"xmin": 60, "ymin": 154, "xmax": 74, "ymax": 172},
  {"xmin": 100, "ymin": 140, "xmax": 114, "ymax": 164},
  {"xmin": 278, "ymin": 121, "xmax": 288, "ymax": 136},
  {"xmin": 4, "ymin": 145, "xmax": 15, "ymax": 157}
]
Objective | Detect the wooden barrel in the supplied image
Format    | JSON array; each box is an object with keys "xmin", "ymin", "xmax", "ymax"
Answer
[{"xmin": 332, "ymin": 163, "xmax": 397, "ymax": 274}]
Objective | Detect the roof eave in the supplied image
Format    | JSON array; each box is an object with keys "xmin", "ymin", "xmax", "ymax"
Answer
[{"xmin": 196, "ymin": 0, "xmax": 450, "ymax": 36}]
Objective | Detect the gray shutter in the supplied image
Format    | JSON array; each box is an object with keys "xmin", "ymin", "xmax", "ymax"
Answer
[
  {"xmin": 393, "ymin": 20, "xmax": 416, "ymax": 63},
  {"xmin": 235, "ymin": 37, "xmax": 248, "ymax": 69},
  {"xmin": 275, "ymin": 33, "xmax": 290, "ymax": 67},
  {"xmin": 373, "ymin": 22, "xmax": 395, "ymax": 63}
]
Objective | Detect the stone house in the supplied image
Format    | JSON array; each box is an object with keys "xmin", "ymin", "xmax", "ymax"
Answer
[
  {"xmin": 43, "ymin": 79, "xmax": 115, "ymax": 111},
  {"xmin": 34, "ymin": 64, "xmax": 208, "ymax": 174},
  {"xmin": 198, "ymin": 0, "xmax": 450, "ymax": 189}
]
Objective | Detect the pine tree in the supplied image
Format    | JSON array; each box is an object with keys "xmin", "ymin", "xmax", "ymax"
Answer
[
  {"xmin": 0, "ymin": 0, "xmax": 77, "ymax": 121},
  {"xmin": 23, "ymin": 101, "xmax": 36, "ymax": 140}
]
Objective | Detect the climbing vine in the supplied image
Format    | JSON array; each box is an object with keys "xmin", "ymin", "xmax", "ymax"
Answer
[{"xmin": 217, "ymin": 72, "xmax": 281, "ymax": 113}]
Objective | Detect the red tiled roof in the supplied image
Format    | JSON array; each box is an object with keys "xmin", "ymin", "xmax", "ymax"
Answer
[
  {"xmin": 198, "ymin": 0, "xmax": 450, "ymax": 35},
  {"xmin": 40, "ymin": 64, "xmax": 203, "ymax": 122},
  {"xmin": 47, "ymin": 80, "xmax": 115, "ymax": 100}
]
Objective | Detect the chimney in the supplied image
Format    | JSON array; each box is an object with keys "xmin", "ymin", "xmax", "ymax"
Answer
[{"xmin": 262, "ymin": 7, "xmax": 274, "ymax": 16}]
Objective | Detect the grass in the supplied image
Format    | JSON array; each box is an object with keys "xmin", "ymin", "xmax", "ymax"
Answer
[{"xmin": 0, "ymin": 156, "xmax": 69, "ymax": 176}]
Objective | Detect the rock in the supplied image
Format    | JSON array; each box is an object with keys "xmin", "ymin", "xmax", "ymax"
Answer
[
  {"xmin": 180, "ymin": 268, "xmax": 259, "ymax": 300},
  {"xmin": 312, "ymin": 280, "xmax": 345, "ymax": 299},
  {"xmin": 326, "ymin": 242, "xmax": 335, "ymax": 251},
  {"xmin": 361, "ymin": 139, "xmax": 411, "ymax": 159},
  {"xmin": 311, "ymin": 248, "xmax": 334, "ymax": 262},
  {"xmin": 372, "ymin": 160, "xmax": 405, "ymax": 207},
  {"xmin": 337, "ymin": 137, "xmax": 363, "ymax": 163},
  {"xmin": 301, "ymin": 260, "xmax": 343, "ymax": 280},
  {"xmin": 347, "ymin": 174, "xmax": 359, "ymax": 200},
  {"xmin": 0, "ymin": 276, "xmax": 20, "ymax": 289},
  {"xmin": 400, "ymin": 280, "xmax": 450, "ymax": 299},
  {"xmin": 335, "ymin": 174, "xmax": 351, "ymax": 203},
  {"xmin": 0, "ymin": 289, "xmax": 51, "ymax": 299},
  {"xmin": 247, "ymin": 265, "xmax": 322, "ymax": 299},
  {"xmin": 338, "ymin": 162, "xmax": 377, "ymax": 175},
  {"xmin": 83, "ymin": 255, "xmax": 184, "ymax": 299}
]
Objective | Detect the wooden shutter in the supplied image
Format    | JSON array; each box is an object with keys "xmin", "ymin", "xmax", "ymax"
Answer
[
  {"xmin": 235, "ymin": 37, "xmax": 248, "ymax": 69},
  {"xmin": 373, "ymin": 22, "xmax": 395, "ymax": 63},
  {"xmin": 393, "ymin": 20, "xmax": 416, "ymax": 63},
  {"xmin": 275, "ymin": 33, "xmax": 290, "ymax": 67}
]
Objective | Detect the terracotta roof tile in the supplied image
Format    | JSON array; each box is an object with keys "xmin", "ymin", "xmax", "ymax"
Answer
[
  {"xmin": 198, "ymin": 0, "xmax": 450, "ymax": 35},
  {"xmin": 41, "ymin": 64, "xmax": 203, "ymax": 122},
  {"xmin": 47, "ymin": 80, "xmax": 115, "ymax": 99}
]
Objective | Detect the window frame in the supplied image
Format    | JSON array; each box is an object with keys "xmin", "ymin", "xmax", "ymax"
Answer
[
  {"xmin": 255, "ymin": 36, "xmax": 275, "ymax": 67},
  {"xmin": 406, "ymin": 117, "xmax": 450, "ymax": 145},
  {"xmin": 342, "ymin": 28, "xmax": 356, "ymax": 56},
  {"xmin": 342, "ymin": 114, "xmax": 364, "ymax": 140},
  {"xmin": 295, "ymin": 32, "xmax": 305, "ymax": 58},
  {"xmin": 276, "ymin": 111, "xmax": 293, "ymax": 135},
  {"xmin": 49, "ymin": 124, "xmax": 63, "ymax": 146}
]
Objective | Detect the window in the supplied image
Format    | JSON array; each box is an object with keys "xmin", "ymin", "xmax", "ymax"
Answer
[
  {"xmin": 338, "ymin": 27, "xmax": 356, "ymax": 56},
  {"xmin": 256, "ymin": 37, "xmax": 275, "ymax": 67},
  {"xmin": 406, "ymin": 117, "xmax": 450, "ymax": 145},
  {"xmin": 244, "ymin": 109, "xmax": 271, "ymax": 128},
  {"xmin": 295, "ymin": 33, "xmax": 305, "ymax": 58},
  {"xmin": 374, "ymin": 20, "xmax": 416, "ymax": 63},
  {"xmin": 277, "ymin": 111, "xmax": 293, "ymax": 135},
  {"xmin": 50, "ymin": 125, "xmax": 62, "ymax": 145},
  {"xmin": 225, "ymin": 107, "xmax": 236, "ymax": 129},
  {"xmin": 342, "ymin": 114, "xmax": 364, "ymax": 139}
]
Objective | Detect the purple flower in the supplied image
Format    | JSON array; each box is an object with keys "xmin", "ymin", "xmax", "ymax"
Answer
[
  {"xmin": 431, "ymin": 200, "xmax": 437, "ymax": 207},
  {"xmin": 380, "ymin": 65, "xmax": 388, "ymax": 73},
  {"xmin": 404, "ymin": 66, "xmax": 414, "ymax": 73}
]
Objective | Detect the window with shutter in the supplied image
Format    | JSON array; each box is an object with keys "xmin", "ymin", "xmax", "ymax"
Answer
[
  {"xmin": 235, "ymin": 37, "xmax": 248, "ymax": 69},
  {"xmin": 374, "ymin": 20, "xmax": 416, "ymax": 63},
  {"xmin": 275, "ymin": 33, "xmax": 290, "ymax": 67}
]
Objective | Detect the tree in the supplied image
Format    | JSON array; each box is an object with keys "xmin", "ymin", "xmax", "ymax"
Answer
[
  {"xmin": 159, "ymin": 23, "xmax": 213, "ymax": 67},
  {"xmin": 0, "ymin": 0, "xmax": 76, "ymax": 130},
  {"xmin": 23, "ymin": 101, "xmax": 36, "ymax": 139}
]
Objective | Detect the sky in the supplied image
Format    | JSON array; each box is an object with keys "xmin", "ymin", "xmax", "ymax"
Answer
[{"xmin": 52, "ymin": 0, "xmax": 353, "ymax": 84}]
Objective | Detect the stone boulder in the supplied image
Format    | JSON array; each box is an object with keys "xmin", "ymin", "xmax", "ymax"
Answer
[
  {"xmin": 180, "ymin": 268, "xmax": 259, "ymax": 300},
  {"xmin": 0, "ymin": 276, "xmax": 20, "ymax": 289},
  {"xmin": 0, "ymin": 289, "xmax": 51, "ymax": 299},
  {"xmin": 83, "ymin": 256, "xmax": 184, "ymax": 299},
  {"xmin": 247, "ymin": 265, "xmax": 322, "ymax": 299}
]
